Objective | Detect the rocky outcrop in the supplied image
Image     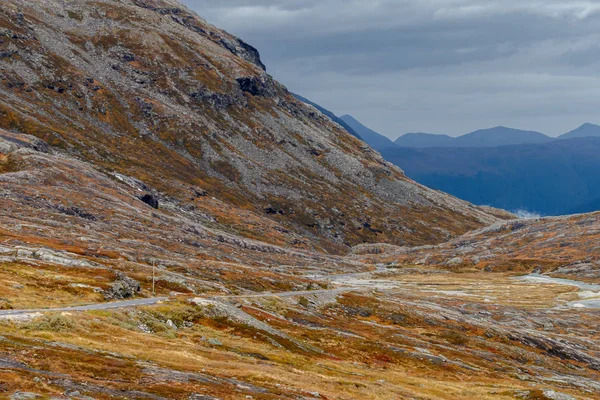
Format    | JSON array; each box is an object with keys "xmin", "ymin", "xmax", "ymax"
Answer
[
  {"xmin": 103, "ymin": 272, "xmax": 141, "ymax": 300},
  {"xmin": 0, "ymin": 130, "xmax": 49, "ymax": 154}
]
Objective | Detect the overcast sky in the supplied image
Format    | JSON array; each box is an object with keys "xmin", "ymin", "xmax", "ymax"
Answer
[{"xmin": 182, "ymin": 0, "xmax": 600, "ymax": 138}]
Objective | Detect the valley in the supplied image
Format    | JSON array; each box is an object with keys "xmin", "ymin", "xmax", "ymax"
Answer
[
  {"xmin": 0, "ymin": 0, "xmax": 599, "ymax": 399},
  {"xmin": 1, "ymin": 234, "xmax": 599, "ymax": 399}
]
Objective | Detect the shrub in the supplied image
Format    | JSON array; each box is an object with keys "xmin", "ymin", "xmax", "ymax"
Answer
[{"xmin": 25, "ymin": 314, "xmax": 76, "ymax": 332}]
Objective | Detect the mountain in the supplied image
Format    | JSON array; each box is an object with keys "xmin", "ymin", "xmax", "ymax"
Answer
[
  {"xmin": 339, "ymin": 114, "xmax": 398, "ymax": 151},
  {"xmin": 454, "ymin": 126, "xmax": 553, "ymax": 147},
  {"xmin": 395, "ymin": 132, "xmax": 455, "ymax": 148},
  {"xmin": 292, "ymin": 93, "xmax": 361, "ymax": 139},
  {"xmin": 559, "ymin": 123, "xmax": 600, "ymax": 139},
  {"xmin": 380, "ymin": 137, "xmax": 600, "ymax": 215}
]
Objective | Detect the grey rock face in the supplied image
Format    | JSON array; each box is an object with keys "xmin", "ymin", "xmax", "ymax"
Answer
[{"xmin": 140, "ymin": 194, "xmax": 159, "ymax": 209}]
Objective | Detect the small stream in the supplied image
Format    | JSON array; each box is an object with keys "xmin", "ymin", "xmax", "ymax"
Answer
[{"xmin": 516, "ymin": 273, "xmax": 600, "ymax": 309}]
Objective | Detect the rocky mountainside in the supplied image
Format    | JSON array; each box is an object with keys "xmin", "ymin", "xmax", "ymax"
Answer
[{"xmin": 0, "ymin": 0, "xmax": 501, "ymax": 254}]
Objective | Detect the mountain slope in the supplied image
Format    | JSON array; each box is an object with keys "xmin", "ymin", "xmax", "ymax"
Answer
[
  {"xmin": 292, "ymin": 93, "xmax": 361, "ymax": 139},
  {"xmin": 380, "ymin": 137, "xmax": 600, "ymax": 215},
  {"xmin": 340, "ymin": 114, "xmax": 398, "ymax": 151},
  {"xmin": 560, "ymin": 123, "xmax": 600, "ymax": 139},
  {"xmin": 0, "ymin": 0, "xmax": 500, "ymax": 255}
]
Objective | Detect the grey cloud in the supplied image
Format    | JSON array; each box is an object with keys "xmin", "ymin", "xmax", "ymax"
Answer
[{"xmin": 182, "ymin": 0, "xmax": 600, "ymax": 137}]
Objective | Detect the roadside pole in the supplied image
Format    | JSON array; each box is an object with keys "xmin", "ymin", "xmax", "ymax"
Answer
[{"xmin": 152, "ymin": 259, "xmax": 156, "ymax": 296}]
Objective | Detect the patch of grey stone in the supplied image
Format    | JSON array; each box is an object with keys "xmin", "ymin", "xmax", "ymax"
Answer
[
  {"xmin": 0, "ymin": 245, "xmax": 101, "ymax": 269},
  {"xmin": 10, "ymin": 392, "xmax": 42, "ymax": 400},
  {"xmin": 140, "ymin": 362, "xmax": 269, "ymax": 394},
  {"xmin": 542, "ymin": 390, "xmax": 576, "ymax": 400},
  {"xmin": 50, "ymin": 378, "xmax": 167, "ymax": 400},
  {"xmin": 192, "ymin": 298, "xmax": 323, "ymax": 354}
]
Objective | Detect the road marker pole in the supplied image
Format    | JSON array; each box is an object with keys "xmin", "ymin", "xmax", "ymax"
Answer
[{"xmin": 152, "ymin": 259, "xmax": 156, "ymax": 296}]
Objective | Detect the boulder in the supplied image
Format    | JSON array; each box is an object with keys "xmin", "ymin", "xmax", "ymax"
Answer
[{"xmin": 103, "ymin": 272, "xmax": 141, "ymax": 300}]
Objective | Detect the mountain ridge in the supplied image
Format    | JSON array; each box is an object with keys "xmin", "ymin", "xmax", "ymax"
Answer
[{"xmin": 395, "ymin": 126, "xmax": 554, "ymax": 148}]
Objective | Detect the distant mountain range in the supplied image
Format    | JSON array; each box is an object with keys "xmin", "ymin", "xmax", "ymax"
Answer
[
  {"xmin": 396, "ymin": 126, "xmax": 555, "ymax": 148},
  {"xmin": 394, "ymin": 123, "xmax": 600, "ymax": 149},
  {"xmin": 293, "ymin": 97, "xmax": 600, "ymax": 150},
  {"xmin": 339, "ymin": 113, "xmax": 600, "ymax": 151},
  {"xmin": 292, "ymin": 96, "xmax": 600, "ymax": 216}
]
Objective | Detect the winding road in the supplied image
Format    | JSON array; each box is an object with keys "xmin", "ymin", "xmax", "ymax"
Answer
[
  {"xmin": 0, "ymin": 297, "xmax": 168, "ymax": 317},
  {"xmin": 0, "ymin": 267, "xmax": 387, "ymax": 318}
]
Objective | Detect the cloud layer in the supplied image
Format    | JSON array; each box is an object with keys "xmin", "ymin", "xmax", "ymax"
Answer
[{"xmin": 183, "ymin": 0, "xmax": 600, "ymax": 138}]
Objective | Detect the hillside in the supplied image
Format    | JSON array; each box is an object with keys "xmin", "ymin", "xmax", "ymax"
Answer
[
  {"xmin": 381, "ymin": 137, "xmax": 600, "ymax": 215},
  {"xmin": 291, "ymin": 93, "xmax": 361, "ymax": 139},
  {"xmin": 340, "ymin": 114, "xmax": 398, "ymax": 151},
  {"xmin": 356, "ymin": 211, "xmax": 600, "ymax": 280},
  {"xmin": 0, "ymin": 0, "xmax": 500, "ymax": 255}
]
